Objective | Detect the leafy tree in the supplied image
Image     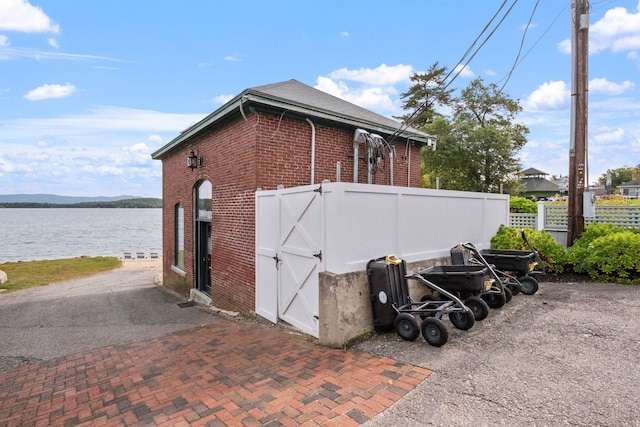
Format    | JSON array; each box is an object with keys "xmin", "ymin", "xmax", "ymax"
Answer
[
  {"xmin": 417, "ymin": 78, "xmax": 528, "ymax": 194},
  {"xmin": 597, "ymin": 166, "xmax": 638, "ymax": 188},
  {"xmin": 396, "ymin": 62, "xmax": 454, "ymax": 128}
]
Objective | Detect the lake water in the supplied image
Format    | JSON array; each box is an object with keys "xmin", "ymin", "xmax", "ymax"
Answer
[{"xmin": 0, "ymin": 209, "xmax": 162, "ymax": 263}]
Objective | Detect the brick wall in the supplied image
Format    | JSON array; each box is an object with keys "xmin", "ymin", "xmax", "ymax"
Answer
[{"xmin": 160, "ymin": 109, "xmax": 423, "ymax": 313}]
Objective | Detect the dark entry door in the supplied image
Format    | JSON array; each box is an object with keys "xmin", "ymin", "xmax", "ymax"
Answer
[{"xmin": 196, "ymin": 220, "xmax": 212, "ymax": 295}]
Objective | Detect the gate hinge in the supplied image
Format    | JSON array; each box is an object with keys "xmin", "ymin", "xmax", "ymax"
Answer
[
  {"xmin": 313, "ymin": 251, "xmax": 322, "ymax": 261},
  {"xmin": 313, "ymin": 185, "xmax": 322, "ymax": 194}
]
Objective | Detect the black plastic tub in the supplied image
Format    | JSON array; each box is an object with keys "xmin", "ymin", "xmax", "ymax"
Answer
[
  {"xmin": 419, "ymin": 265, "xmax": 490, "ymax": 293},
  {"xmin": 480, "ymin": 249, "xmax": 535, "ymax": 272}
]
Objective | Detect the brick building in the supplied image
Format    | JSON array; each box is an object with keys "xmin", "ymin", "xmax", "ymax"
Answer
[{"xmin": 151, "ymin": 79, "xmax": 433, "ymax": 314}]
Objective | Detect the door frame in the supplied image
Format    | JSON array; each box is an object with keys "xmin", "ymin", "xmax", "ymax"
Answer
[{"xmin": 195, "ymin": 219, "xmax": 211, "ymax": 295}]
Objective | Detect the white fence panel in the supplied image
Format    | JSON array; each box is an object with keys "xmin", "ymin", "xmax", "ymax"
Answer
[{"xmin": 322, "ymin": 183, "xmax": 509, "ymax": 274}]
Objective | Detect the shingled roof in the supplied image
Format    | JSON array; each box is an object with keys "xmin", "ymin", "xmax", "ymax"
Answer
[{"xmin": 152, "ymin": 79, "xmax": 433, "ymax": 159}]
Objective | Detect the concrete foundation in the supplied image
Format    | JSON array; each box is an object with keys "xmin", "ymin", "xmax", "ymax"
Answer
[{"xmin": 318, "ymin": 256, "xmax": 449, "ymax": 348}]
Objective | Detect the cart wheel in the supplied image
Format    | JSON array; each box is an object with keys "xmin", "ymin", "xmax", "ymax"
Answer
[
  {"xmin": 519, "ymin": 276, "xmax": 539, "ymax": 295},
  {"xmin": 449, "ymin": 309, "xmax": 475, "ymax": 330},
  {"xmin": 421, "ymin": 318, "xmax": 449, "ymax": 347},
  {"xmin": 394, "ymin": 313, "xmax": 420, "ymax": 341},
  {"xmin": 482, "ymin": 292, "xmax": 506, "ymax": 309},
  {"xmin": 504, "ymin": 286, "xmax": 513, "ymax": 303},
  {"xmin": 464, "ymin": 296, "xmax": 489, "ymax": 321},
  {"xmin": 507, "ymin": 278, "xmax": 521, "ymax": 295}
]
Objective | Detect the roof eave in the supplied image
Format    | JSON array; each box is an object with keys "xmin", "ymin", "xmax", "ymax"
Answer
[{"xmin": 151, "ymin": 92, "xmax": 247, "ymax": 159}]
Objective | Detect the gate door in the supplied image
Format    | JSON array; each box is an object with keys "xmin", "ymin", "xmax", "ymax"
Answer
[
  {"xmin": 278, "ymin": 186, "xmax": 322, "ymax": 337},
  {"xmin": 255, "ymin": 192, "xmax": 279, "ymax": 323}
]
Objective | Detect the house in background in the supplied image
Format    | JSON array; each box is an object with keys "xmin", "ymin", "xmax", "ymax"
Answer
[
  {"xmin": 519, "ymin": 167, "xmax": 560, "ymax": 199},
  {"xmin": 618, "ymin": 179, "xmax": 640, "ymax": 198},
  {"xmin": 151, "ymin": 79, "xmax": 433, "ymax": 315}
]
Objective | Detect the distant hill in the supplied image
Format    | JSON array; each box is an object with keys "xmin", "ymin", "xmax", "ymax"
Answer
[
  {"xmin": 0, "ymin": 194, "xmax": 162, "ymax": 208},
  {"xmin": 0, "ymin": 194, "xmax": 145, "ymax": 204}
]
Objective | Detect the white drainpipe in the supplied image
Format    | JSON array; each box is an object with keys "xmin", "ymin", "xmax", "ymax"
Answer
[{"xmin": 306, "ymin": 118, "xmax": 316, "ymax": 185}]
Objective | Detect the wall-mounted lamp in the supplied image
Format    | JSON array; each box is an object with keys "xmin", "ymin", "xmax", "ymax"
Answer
[{"xmin": 186, "ymin": 149, "xmax": 203, "ymax": 169}]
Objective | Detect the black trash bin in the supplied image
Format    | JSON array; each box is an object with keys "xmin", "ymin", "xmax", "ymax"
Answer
[{"xmin": 366, "ymin": 255, "xmax": 409, "ymax": 333}]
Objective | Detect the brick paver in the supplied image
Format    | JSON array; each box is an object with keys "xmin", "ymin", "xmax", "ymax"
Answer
[{"xmin": 0, "ymin": 320, "xmax": 430, "ymax": 426}]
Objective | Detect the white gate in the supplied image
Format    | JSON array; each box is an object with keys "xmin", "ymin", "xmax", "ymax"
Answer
[{"xmin": 255, "ymin": 184, "xmax": 323, "ymax": 337}]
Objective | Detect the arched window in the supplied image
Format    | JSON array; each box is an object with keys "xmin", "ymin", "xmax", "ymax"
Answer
[
  {"xmin": 174, "ymin": 203, "xmax": 184, "ymax": 269},
  {"xmin": 196, "ymin": 180, "xmax": 212, "ymax": 220}
]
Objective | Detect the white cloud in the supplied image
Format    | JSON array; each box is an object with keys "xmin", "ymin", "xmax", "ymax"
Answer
[
  {"xmin": 453, "ymin": 64, "xmax": 474, "ymax": 79},
  {"xmin": 314, "ymin": 64, "xmax": 418, "ymax": 116},
  {"xmin": 214, "ymin": 94, "xmax": 234, "ymax": 104},
  {"xmin": 1, "ymin": 105, "xmax": 206, "ymax": 139},
  {"xmin": 558, "ymin": 3, "xmax": 640, "ymax": 55},
  {"xmin": 0, "ymin": 107, "xmax": 199, "ymax": 195},
  {"xmin": 24, "ymin": 83, "xmax": 76, "ymax": 101},
  {"xmin": 315, "ymin": 75, "xmax": 397, "ymax": 114},
  {"xmin": 0, "ymin": 0, "xmax": 60, "ymax": 33},
  {"xmin": 0, "ymin": 35, "xmax": 9, "ymax": 46},
  {"xmin": 114, "ymin": 142, "xmax": 152, "ymax": 166},
  {"xmin": 523, "ymin": 80, "xmax": 569, "ymax": 110},
  {"xmin": 327, "ymin": 63, "xmax": 413, "ymax": 85},
  {"xmin": 147, "ymin": 135, "xmax": 164, "ymax": 146},
  {"xmin": 83, "ymin": 165, "xmax": 124, "ymax": 176},
  {"xmin": 341, "ymin": 31, "xmax": 350, "ymax": 37},
  {"xmin": 47, "ymin": 37, "xmax": 58, "ymax": 49},
  {"xmin": 589, "ymin": 77, "xmax": 635, "ymax": 94},
  {"xmin": 224, "ymin": 55, "xmax": 240, "ymax": 61},
  {"xmin": 557, "ymin": 38, "xmax": 571, "ymax": 55},
  {"xmin": 0, "ymin": 46, "xmax": 119, "ymax": 62},
  {"xmin": 591, "ymin": 126, "xmax": 627, "ymax": 144}
]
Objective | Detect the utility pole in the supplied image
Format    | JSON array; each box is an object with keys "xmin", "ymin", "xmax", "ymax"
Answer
[{"xmin": 568, "ymin": 0, "xmax": 589, "ymax": 246}]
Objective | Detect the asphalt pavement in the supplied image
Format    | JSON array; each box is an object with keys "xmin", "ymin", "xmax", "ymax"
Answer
[
  {"xmin": 356, "ymin": 279, "xmax": 640, "ymax": 426},
  {"xmin": 0, "ymin": 260, "xmax": 220, "ymax": 370}
]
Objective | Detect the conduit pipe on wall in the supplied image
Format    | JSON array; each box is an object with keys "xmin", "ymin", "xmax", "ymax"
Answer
[
  {"xmin": 407, "ymin": 139, "xmax": 411, "ymax": 187},
  {"xmin": 389, "ymin": 149, "xmax": 394, "ymax": 186},
  {"xmin": 353, "ymin": 129, "xmax": 368, "ymax": 183},
  {"xmin": 306, "ymin": 118, "xmax": 316, "ymax": 185}
]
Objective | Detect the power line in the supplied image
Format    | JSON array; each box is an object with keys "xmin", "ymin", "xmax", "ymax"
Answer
[
  {"xmin": 498, "ymin": 0, "xmax": 540, "ymax": 93},
  {"xmin": 388, "ymin": 0, "xmax": 519, "ymax": 144}
]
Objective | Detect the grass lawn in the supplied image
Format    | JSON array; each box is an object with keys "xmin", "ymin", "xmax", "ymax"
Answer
[{"xmin": 0, "ymin": 256, "xmax": 122, "ymax": 293}]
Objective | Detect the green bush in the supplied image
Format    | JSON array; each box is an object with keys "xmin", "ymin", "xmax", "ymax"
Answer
[
  {"xmin": 583, "ymin": 232, "xmax": 640, "ymax": 284},
  {"xmin": 566, "ymin": 223, "xmax": 630, "ymax": 273},
  {"xmin": 490, "ymin": 224, "xmax": 522, "ymax": 248},
  {"xmin": 510, "ymin": 196, "xmax": 537, "ymax": 213},
  {"xmin": 490, "ymin": 225, "xmax": 565, "ymax": 273}
]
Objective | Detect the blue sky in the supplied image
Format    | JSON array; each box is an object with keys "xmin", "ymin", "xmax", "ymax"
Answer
[{"xmin": 1, "ymin": 0, "xmax": 640, "ymax": 198}]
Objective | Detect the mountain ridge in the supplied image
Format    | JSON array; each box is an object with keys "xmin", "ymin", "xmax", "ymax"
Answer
[{"xmin": 0, "ymin": 194, "xmax": 148, "ymax": 204}]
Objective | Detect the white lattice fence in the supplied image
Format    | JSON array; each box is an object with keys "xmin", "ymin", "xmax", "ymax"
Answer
[
  {"xmin": 588, "ymin": 206, "xmax": 640, "ymax": 228},
  {"xmin": 538, "ymin": 205, "xmax": 640, "ymax": 229},
  {"xmin": 509, "ymin": 213, "xmax": 537, "ymax": 229}
]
